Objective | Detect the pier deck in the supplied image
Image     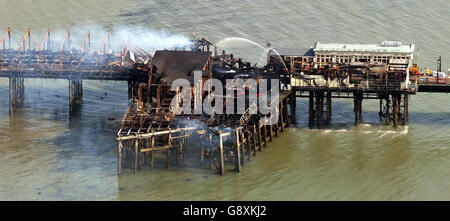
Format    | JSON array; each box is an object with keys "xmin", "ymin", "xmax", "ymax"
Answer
[{"xmin": 1, "ymin": 28, "xmax": 448, "ymax": 175}]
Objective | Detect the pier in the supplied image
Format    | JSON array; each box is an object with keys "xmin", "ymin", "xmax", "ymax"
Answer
[
  {"xmin": 1, "ymin": 27, "xmax": 448, "ymax": 175},
  {"xmin": 0, "ymin": 27, "xmax": 150, "ymax": 114}
]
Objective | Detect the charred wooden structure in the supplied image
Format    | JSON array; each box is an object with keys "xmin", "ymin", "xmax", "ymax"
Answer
[
  {"xmin": 117, "ymin": 40, "xmax": 297, "ymax": 175},
  {"xmin": 0, "ymin": 27, "xmax": 151, "ymax": 115}
]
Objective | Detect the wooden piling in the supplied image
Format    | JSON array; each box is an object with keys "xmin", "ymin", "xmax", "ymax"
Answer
[
  {"xmin": 262, "ymin": 124, "xmax": 267, "ymax": 147},
  {"xmin": 134, "ymin": 139, "xmax": 139, "ymax": 172},
  {"xmin": 269, "ymin": 123, "xmax": 273, "ymax": 142},
  {"xmin": 252, "ymin": 124, "xmax": 257, "ymax": 155},
  {"xmin": 234, "ymin": 129, "xmax": 241, "ymax": 172},
  {"xmin": 393, "ymin": 94, "xmax": 399, "ymax": 127},
  {"xmin": 284, "ymin": 99, "xmax": 290, "ymax": 128},
  {"xmin": 200, "ymin": 134, "xmax": 205, "ymax": 164},
  {"xmin": 403, "ymin": 94, "xmax": 408, "ymax": 125},
  {"xmin": 219, "ymin": 132, "xmax": 225, "ymax": 175},
  {"xmin": 257, "ymin": 121, "xmax": 262, "ymax": 151},
  {"xmin": 280, "ymin": 102, "xmax": 285, "ymax": 131},
  {"xmin": 326, "ymin": 91, "xmax": 332, "ymax": 124},
  {"xmin": 167, "ymin": 132, "xmax": 172, "ymax": 168},
  {"xmin": 118, "ymin": 141, "xmax": 123, "ymax": 175},
  {"xmin": 151, "ymin": 131, "xmax": 155, "ymax": 169},
  {"xmin": 242, "ymin": 131, "xmax": 247, "ymax": 166},
  {"xmin": 386, "ymin": 95, "xmax": 390, "ymax": 126},
  {"xmin": 290, "ymin": 91, "xmax": 296, "ymax": 124},
  {"xmin": 308, "ymin": 91, "xmax": 314, "ymax": 127}
]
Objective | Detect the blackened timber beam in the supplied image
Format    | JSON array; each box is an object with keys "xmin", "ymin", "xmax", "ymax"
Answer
[{"xmin": 234, "ymin": 129, "xmax": 241, "ymax": 172}]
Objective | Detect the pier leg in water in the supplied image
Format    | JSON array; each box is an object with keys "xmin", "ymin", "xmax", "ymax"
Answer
[
  {"xmin": 269, "ymin": 123, "xmax": 273, "ymax": 142},
  {"xmin": 167, "ymin": 132, "xmax": 172, "ymax": 168},
  {"xmin": 9, "ymin": 77, "xmax": 25, "ymax": 115},
  {"xmin": 200, "ymin": 134, "xmax": 205, "ymax": 164},
  {"xmin": 252, "ymin": 124, "xmax": 257, "ymax": 156},
  {"xmin": 308, "ymin": 91, "xmax": 315, "ymax": 127},
  {"xmin": 234, "ymin": 129, "xmax": 241, "ymax": 172},
  {"xmin": 386, "ymin": 95, "xmax": 391, "ymax": 126},
  {"xmin": 315, "ymin": 91, "xmax": 324, "ymax": 127},
  {"xmin": 263, "ymin": 124, "xmax": 267, "ymax": 147},
  {"xmin": 69, "ymin": 79, "xmax": 83, "ymax": 114},
  {"xmin": 284, "ymin": 99, "xmax": 290, "ymax": 128},
  {"xmin": 326, "ymin": 91, "xmax": 332, "ymax": 124},
  {"xmin": 290, "ymin": 91, "xmax": 297, "ymax": 124},
  {"xmin": 379, "ymin": 98, "xmax": 383, "ymax": 121},
  {"xmin": 151, "ymin": 132, "xmax": 155, "ymax": 169},
  {"xmin": 241, "ymin": 132, "xmax": 247, "ymax": 166},
  {"xmin": 219, "ymin": 132, "xmax": 224, "ymax": 176},
  {"xmin": 403, "ymin": 94, "xmax": 408, "ymax": 125},
  {"xmin": 257, "ymin": 121, "xmax": 262, "ymax": 151},
  {"xmin": 134, "ymin": 139, "xmax": 139, "ymax": 172},
  {"xmin": 280, "ymin": 102, "xmax": 285, "ymax": 131},
  {"xmin": 118, "ymin": 141, "xmax": 123, "ymax": 175},
  {"xmin": 393, "ymin": 94, "xmax": 400, "ymax": 127},
  {"xmin": 353, "ymin": 91, "xmax": 363, "ymax": 125}
]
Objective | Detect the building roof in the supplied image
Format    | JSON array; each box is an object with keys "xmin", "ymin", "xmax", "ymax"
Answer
[
  {"xmin": 314, "ymin": 41, "xmax": 414, "ymax": 53},
  {"xmin": 269, "ymin": 48, "xmax": 314, "ymax": 57},
  {"xmin": 151, "ymin": 50, "xmax": 211, "ymax": 84}
]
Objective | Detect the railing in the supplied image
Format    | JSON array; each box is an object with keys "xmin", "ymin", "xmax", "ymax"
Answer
[
  {"xmin": 239, "ymin": 85, "xmax": 278, "ymax": 126},
  {"xmin": 290, "ymin": 77, "xmax": 417, "ymax": 93}
]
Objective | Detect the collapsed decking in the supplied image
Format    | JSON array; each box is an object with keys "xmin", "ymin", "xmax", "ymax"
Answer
[
  {"xmin": 117, "ymin": 91, "xmax": 296, "ymax": 175},
  {"xmin": 117, "ymin": 43, "xmax": 297, "ymax": 175}
]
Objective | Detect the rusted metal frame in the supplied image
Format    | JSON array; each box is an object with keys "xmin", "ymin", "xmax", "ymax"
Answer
[
  {"xmin": 120, "ymin": 32, "xmax": 129, "ymax": 58},
  {"xmin": 80, "ymin": 31, "xmax": 90, "ymax": 54},
  {"xmin": 59, "ymin": 30, "xmax": 70, "ymax": 53},
  {"xmin": 39, "ymin": 29, "xmax": 51, "ymax": 54},
  {"xmin": 1, "ymin": 27, "xmax": 11, "ymax": 50},
  {"xmin": 17, "ymin": 28, "xmax": 31, "ymax": 52},
  {"xmin": 100, "ymin": 32, "xmax": 110, "ymax": 55}
]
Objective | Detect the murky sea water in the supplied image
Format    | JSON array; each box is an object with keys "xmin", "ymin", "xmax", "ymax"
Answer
[{"xmin": 0, "ymin": 0, "xmax": 449, "ymax": 200}]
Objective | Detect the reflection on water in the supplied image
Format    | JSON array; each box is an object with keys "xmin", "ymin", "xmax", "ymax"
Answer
[{"xmin": 0, "ymin": 0, "xmax": 449, "ymax": 200}]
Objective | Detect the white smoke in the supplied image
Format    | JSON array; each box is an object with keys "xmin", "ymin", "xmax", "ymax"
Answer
[
  {"xmin": 114, "ymin": 27, "xmax": 191, "ymax": 52},
  {"xmin": 25, "ymin": 24, "xmax": 191, "ymax": 53}
]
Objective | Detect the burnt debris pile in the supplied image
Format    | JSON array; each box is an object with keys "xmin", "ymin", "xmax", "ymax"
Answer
[{"xmin": 117, "ymin": 39, "xmax": 296, "ymax": 175}]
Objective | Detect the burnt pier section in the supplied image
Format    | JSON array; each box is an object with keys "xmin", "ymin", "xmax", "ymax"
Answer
[
  {"xmin": 0, "ymin": 27, "xmax": 150, "ymax": 115},
  {"xmin": 117, "ymin": 41, "xmax": 297, "ymax": 175}
]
